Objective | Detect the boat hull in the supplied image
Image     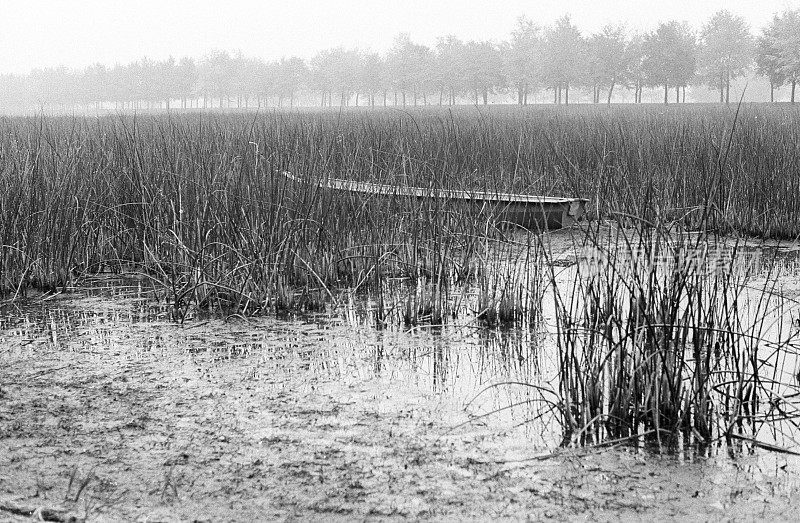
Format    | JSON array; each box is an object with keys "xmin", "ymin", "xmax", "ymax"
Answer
[{"xmin": 284, "ymin": 172, "xmax": 588, "ymax": 230}]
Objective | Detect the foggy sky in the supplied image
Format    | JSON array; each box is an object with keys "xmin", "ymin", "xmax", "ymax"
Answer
[{"xmin": 2, "ymin": 0, "xmax": 799, "ymax": 75}]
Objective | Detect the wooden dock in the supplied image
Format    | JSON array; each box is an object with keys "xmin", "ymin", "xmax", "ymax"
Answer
[{"xmin": 283, "ymin": 172, "xmax": 588, "ymax": 230}]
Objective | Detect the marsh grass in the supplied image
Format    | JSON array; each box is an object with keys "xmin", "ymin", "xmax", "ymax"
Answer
[
  {"xmin": 2, "ymin": 107, "xmax": 800, "ymax": 450},
  {"xmin": 474, "ymin": 235, "xmax": 544, "ymax": 327},
  {"xmin": 4, "ymin": 105, "xmax": 798, "ymax": 315},
  {"xmin": 543, "ymin": 216, "xmax": 800, "ymax": 449}
]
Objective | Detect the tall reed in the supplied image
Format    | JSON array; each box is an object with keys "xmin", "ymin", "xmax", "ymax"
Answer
[
  {"xmin": 545, "ymin": 217, "xmax": 800, "ymax": 449},
  {"xmin": 2, "ymin": 105, "xmax": 799, "ymax": 317}
]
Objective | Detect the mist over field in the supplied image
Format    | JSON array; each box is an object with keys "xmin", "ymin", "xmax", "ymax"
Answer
[{"xmin": 1, "ymin": 4, "xmax": 800, "ymax": 112}]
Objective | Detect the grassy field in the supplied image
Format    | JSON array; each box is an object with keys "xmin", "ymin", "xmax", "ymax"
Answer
[{"xmin": 2, "ymin": 104, "xmax": 799, "ymax": 303}]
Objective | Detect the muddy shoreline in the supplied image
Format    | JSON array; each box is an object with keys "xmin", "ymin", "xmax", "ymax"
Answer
[{"xmin": 1, "ymin": 291, "xmax": 799, "ymax": 521}]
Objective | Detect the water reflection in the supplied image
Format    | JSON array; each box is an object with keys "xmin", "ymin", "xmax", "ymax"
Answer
[
  {"xmin": 1, "ymin": 235, "xmax": 800, "ymax": 457},
  {"xmin": 1, "ymin": 288, "xmax": 560, "ymax": 447}
]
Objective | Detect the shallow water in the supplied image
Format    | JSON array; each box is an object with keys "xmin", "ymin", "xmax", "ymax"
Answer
[
  {"xmin": 4, "ymin": 228, "xmax": 800, "ymax": 452},
  {"xmin": 2, "ymin": 229, "xmax": 800, "ymax": 519},
  {"xmin": 1, "ymin": 278, "xmax": 560, "ymax": 445}
]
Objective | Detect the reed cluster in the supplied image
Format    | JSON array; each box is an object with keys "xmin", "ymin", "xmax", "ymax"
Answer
[
  {"xmin": 1, "ymin": 104, "xmax": 799, "ymax": 317},
  {"xmin": 2, "ymin": 107, "xmax": 799, "ymax": 450},
  {"xmin": 547, "ymin": 219, "xmax": 800, "ymax": 449},
  {"xmin": 0, "ymin": 112, "xmax": 511, "ymax": 319}
]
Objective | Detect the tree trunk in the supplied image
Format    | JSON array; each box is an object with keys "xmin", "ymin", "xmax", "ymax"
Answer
[
  {"xmin": 482, "ymin": 88, "xmax": 488, "ymax": 105},
  {"xmin": 770, "ymin": 81, "xmax": 774, "ymax": 103},
  {"xmin": 726, "ymin": 71, "xmax": 731, "ymax": 104},
  {"xmin": 664, "ymin": 84, "xmax": 668, "ymax": 104},
  {"xmin": 792, "ymin": 80, "xmax": 796, "ymax": 103},
  {"xmin": 565, "ymin": 84, "xmax": 569, "ymax": 105},
  {"xmin": 676, "ymin": 86, "xmax": 679, "ymax": 104},
  {"xmin": 607, "ymin": 81, "xmax": 615, "ymax": 104}
]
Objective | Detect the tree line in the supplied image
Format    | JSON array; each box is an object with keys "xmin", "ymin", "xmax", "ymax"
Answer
[{"xmin": 1, "ymin": 9, "xmax": 799, "ymax": 111}]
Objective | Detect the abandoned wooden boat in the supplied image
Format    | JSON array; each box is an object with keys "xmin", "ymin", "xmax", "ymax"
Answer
[{"xmin": 283, "ymin": 171, "xmax": 589, "ymax": 230}]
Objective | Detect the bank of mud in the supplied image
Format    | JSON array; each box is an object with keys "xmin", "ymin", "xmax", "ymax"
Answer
[{"xmin": 2, "ymin": 293, "xmax": 799, "ymax": 521}]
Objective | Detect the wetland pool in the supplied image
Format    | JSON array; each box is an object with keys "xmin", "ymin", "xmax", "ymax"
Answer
[{"xmin": 2, "ymin": 228, "xmax": 800, "ymax": 521}]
